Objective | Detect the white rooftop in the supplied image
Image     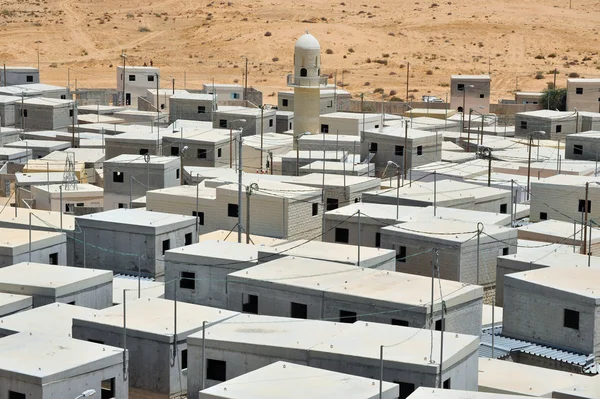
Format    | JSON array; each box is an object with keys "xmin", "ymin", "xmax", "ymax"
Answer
[
  {"xmin": 229, "ymin": 256, "xmax": 482, "ymax": 311},
  {"xmin": 0, "ymin": 227, "xmax": 65, "ymax": 253},
  {"xmin": 0, "ymin": 293, "xmax": 31, "ymax": 317},
  {"xmin": 507, "ymin": 266, "xmax": 600, "ymax": 300},
  {"xmin": 451, "ymin": 74, "xmax": 491, "ymax": 80},
  {"xmin": 0, "ymin": 207, "xmax": 75, "ymax": 231},
  {"xmin": 0, "ymin": 302, "xmax": 96, "ymax": 337},
  {"xmin": 33, "ymin": 183, "xmax": 103, "ymax": 195},
  {"xmin": 74, "ymin": 298, "xmax": 238, "ymax": 342},
  {"xmin": 0, "ymin": 263, "xmax": 112, "ymax": 297},
  {"xmin": 198, "ymin": 361, "xmax": 399, "ymax": 399},
  {"xmin": 0, "ymin": 332, "xmax": 123, "ymax": 381},
  {"xmin": 166, "ymin": 240, "xmax": 260, "ymax": 263},
  {"xmin": 76, "ymin": 208, "xmax": 196, "ymax": 228},
  {"xmin": 112, "ymin": 277, "xmax": 165, "ymax": 304},
  {"xmin": 6, "ymin": 140, "xmax": 70, "ymax": 149},
  {"xmin": 382, "ymin": 218, "xmax": 512, "ymax": 243},
  {"xmin": 104, "ymin": 153, "xmax": 178, "ymax": 165},
  {"xmin": 198, "ymin": 230, "xmax": 286, "ymax": 246},
  {"xmin": 22, "ymin": 97, "xmax": 72, "ymax": 107}
]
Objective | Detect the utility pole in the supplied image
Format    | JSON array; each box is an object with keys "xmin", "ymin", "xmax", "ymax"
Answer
[
  {"xmin": 405, "ymin": 61, "xmax": 410, "ymax": 104},
  {"xmin": 583, "ymin": 182, "xmax": 589, "ymax": 255},
  {"xmin": 403, "ymin": 122, "xmax": 408, "ymax": 179},
  {"xmin": 246, "ymin": 183, "xmax": 258, "ymax": 244},
  {"xmin": 121, "ymin": 51, "xmax": 127, "ymax": 106},
  {"xmin": 237, "ymin": 132, "xmax": 244, "ymax": 244},
  {"xmin": 71, "ymin": 100, "xmax": 76, "ymax": 148},
  {"xmin": 260, "ymin": 106, "xmax": 264, "ymax": 172}
]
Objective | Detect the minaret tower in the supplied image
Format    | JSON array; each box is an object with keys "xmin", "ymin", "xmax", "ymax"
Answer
[{"xmin": 288, "ymin": 31, "xmax": 327, "ymax": 136}]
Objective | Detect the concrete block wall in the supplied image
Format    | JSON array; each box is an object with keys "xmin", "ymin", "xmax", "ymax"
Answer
[
  {"xmin": 472, "ymin": 195, "xmax": 510, "ymax": 214},
  {"xmin": 286, "ymin": 197, "xmax": 323, "ymax": 241},
  {"xmin": 323, "ymin": 219, "xmax": 383, "ymax": 248},
  {"xmin": 565, "ymin": 136, "xmax": 600, "ymax": 161},
  {"xmin": 165, "ymin": 263, "xmax": 233, "ymax": 309},
  {"xmin": 0, "ymin": 243, "xmax": 67, "ymax": 268},
  {"xmin": 72, "ymin": 325, "xmax": 184, "ymax": 396},
  {"xmin": 530, "ymin": 182, "xmax": 600, "ymax": 223},
  {"xmin": 169, "ymin": 98, "xmax": 214, "ymax": 122},
  {"xmin": 146, "ymin": 193, "xmax": 217, "ymax": 235},
  {"xmin": 503, "ymin": 278, "xmax": 598, "ymax": 356},
  {"xmin": 31, "ymin": 282, "xmax": 112, "ymax": 309},
  {"xmin": 458, "ymin": 232, "xmax": 517, "ymax": 286},
  {"xmin": 105, "ymin": 142, "xmax": 160, "ymax": 160},
  {"xmin": 15, "ymin": 103, "xmax": 75, "ymax": 131},
  {"xmin": 164, "ymin": 140, "xmax": 232, "ymax": 168}
]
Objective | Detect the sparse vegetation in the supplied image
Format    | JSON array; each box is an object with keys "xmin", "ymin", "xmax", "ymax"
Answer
[
  {"xmin": 535, "ymin": 71, "xmax": 544, "ymax": 80},
  {"xmin": 264, "ymin": 31, "xmax": 272, "ymax": 36},
  {"xmin": 326, "ymin": 48, "xmax": 334, "ymax": 54},
  {"xmin": 373, "ymin": 87, "xmax": 384, "ymax": 94},
  {"xmin": 138, "ymin": 26, "xmax": 151, "ymax": 32},
  {"xmin": 389, "ymin": 89, "xmax": 397, "ymax": 96},
  {"xmin": 534, "ymin": 54, "xmax": 545, "ymax": 60},
  {"xmin": 540, "ymin": 86, "xmax": 567, "ymax": 110},
  {"xmin": 49, "ymin": 63, "xmax": 58, "ymax": 68},
  {"xmin": 568, "ymin": 72, "xmax": 580, "ymax": 78},
  {"xmin": 390, "ymin": 96, "xmax": 404, "ymax": 102},
  {"xmin": 426, "ymin": 70, "xmax": 433, "ymax": 75},
  {"xmin": 365, "ymin": 58, "xmax": 372, "ymax": 63},
  {"xmin": 126, "ymin": 13, "xmax": 134, "ymax": 18},
  {"xmin": 364, "ymin": 82, "xmax": 371, "ymax": 86},
  {"xmin": 382, "ymin": 53, "xmax": 390, "ymax": 58},
  {"xmin": 548, "ymin": 53, "xmax": 557, "ymax": 58},
  {"xmin": 272, "ymin": 57, "xmax": 279, "ymax": 62},
  {"xmin": 348, "ymin": 48, "xmax": 354, "ymax": 53}
]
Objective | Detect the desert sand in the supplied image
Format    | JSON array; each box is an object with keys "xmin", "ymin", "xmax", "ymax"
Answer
[{"xmin": 0, "ymin": 0, "xmax": 598, "ymax": 103}]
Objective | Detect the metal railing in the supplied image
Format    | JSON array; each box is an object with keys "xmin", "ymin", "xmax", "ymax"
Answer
[{"xmin": 286, "ymin": 74, "xmax": 328, "ymax": 87}]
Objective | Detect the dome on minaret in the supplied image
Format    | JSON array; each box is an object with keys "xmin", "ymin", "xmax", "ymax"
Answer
[{"xmin": 295, "ymin": 32, "xmax": 320, "ymax": 51}]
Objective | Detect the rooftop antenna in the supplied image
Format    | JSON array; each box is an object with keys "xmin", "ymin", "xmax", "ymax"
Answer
[{"xmin": 63, "ymin": 152, "xmax": 78, "ymax": 190}]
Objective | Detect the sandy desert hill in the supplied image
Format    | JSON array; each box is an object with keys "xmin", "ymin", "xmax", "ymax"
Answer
[{"xmin": 0, "ymin": 0, "xmax": 598, "ymax": 102}]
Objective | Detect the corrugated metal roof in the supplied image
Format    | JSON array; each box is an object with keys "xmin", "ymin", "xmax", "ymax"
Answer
[
  {"xmin": 480, "ymin": 327, "xmax": 597, "ymax": 373},
  {"xmin": 114, "ymin": 273, "xmax": 155, "ymax": 282}
]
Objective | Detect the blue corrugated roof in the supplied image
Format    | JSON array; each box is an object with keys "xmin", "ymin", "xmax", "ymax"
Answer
[{"xmin": 480, "ymin": 327, "xmax": 597, "ymax": 373}]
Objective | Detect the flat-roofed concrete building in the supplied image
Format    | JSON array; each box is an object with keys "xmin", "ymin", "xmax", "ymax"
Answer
[
  {"xmin": 278, "ymin": 87, "xmax": 351, "ymax": 114},
  {"xmin": 202, "ymin": 83, "xmax": 243, "ymax": 102},
  {"xmin": 283, "ymin": 173, "xmax": 381, "ymax": 210},
  {"xmin": 565, "ymin": 131, "xmax": 600, "ymax": 161},
  {"xmin": 116, "ymin": 65, "xmax": 160, "ymax": 107},
  {"xmin": 163, "ymin": 127, "xmax": 240, "ymax": 169},
  {"xmin": 241, "ymin": 133, "xmax": 293, "ymax": 173},
  {"xmin": 0, "ymin": 262, "xmax": 112, "ymax": 308},
  {"xmin": 0, "ymin": 227, "xmax": 66, "ymax": 267},
  {"xmin": 146, "ymin": 185, "xmax": 217, "ymax": 234},
  {"xmin": 503, "ymin": 266, "xmax": 600, "ymax": 359},
  {"xmin": 381, "ymin": 219, "xmax": 517, "ymax": 289},
  {"xmin": 72, "ymin": 298, "xmax": 238, "ymax": 398},
  {"xmin": 298, "ymin": 132, "xmax": 360, "ymax": 154},
  {"xmin": 496, "ymin": 251, "xmax": 600, "ymax": 306},
  {"xmin": 0, "ymin": 332, "xmax": 127, "ymax": 399},
  {"xmin": 515, "ymin": 110, "xmax": 579, "ymax": 140},
  {"xmin": 276, "ymin": 149, "xmax": 347, "ymax": 175},
  {"xmin": 199, "ymin": 361, "xmax": 399, "ymax": 399},
  {"xmin": 517, "ymin": 219, "xmax": 600, "ymax": 255},
  {"xmin": 103, "ymin": 154, "xmax": 180, "ymax": 210},
  {"xmin": 164, "ymin": 241, "xmax": 259, "ymax": 308},
  {"xmin": 186, "ymin": 316, "xmax": 479, "ymax": 398},
  {"xmin": 213, "ymin": 107, "xmax": 276, "ymax": 137},
  {"xmin": 257, "ymin": 239, "xmax": 396, "ymax": 269},
  {"xmin": 74, "ymin": 208, "xmax": 197, "ymax": 277},
  {"xmin": 0, "ymin": 95, "xmax": 18, "ymax": 127},
  {"xmin": 0, "ymin": 83, "xmax": 68, "ymax": 99},
  {"xmin": 478, "ymin": 357, "xmax": 593, "ymax": 397},
  {"xmin": 363, "ymin": 180, "xmax": 511, "ymax": 214},
  {"xmin": 319, "ymin": 112, "xmax": 382, "ymax": 135},
  {"xmin": 0, "ymin": 147, "xmax": 30, "ymax": 163},
  {"xmin": 361, "ymin": 125, "xmax": 442, "ymax": 176},
  {"xmin": 275, "ymin": 110, "xmax": 294, "ymax": 133},
  {"xmin": 450, "ymin": 75, "xmax": 491, "ymax": 114},
  {"xmin": 169, "ymin": 92, "xmax": 216, "ymax": 122},
  {"xmin": 323, "ymin": 203, "xmax": 514, "ymax": 249},
  {"xmin": 15, "ymin": 97, "xmax": 75, "ymax": 130},
  {"xmin": 515, "ymin": 91, "xmax": 543, "ymax": 105},
  {"xmin": 31, "ymin": 183, "xmax": 104, "ymax": 212},
  {"xmin": 104, "ymin": 130, "xmax": 168, "ymax": 159},
  {"xmin": 0, "ymin": 66, "xmax": 39, "ymax": 86},
  {"xmin": 213, "ymin": 179, "xmax": 323, "ymax": 240},
  {"xmin": 567, "ymin": 78, "xmax": 600, "ymax": 113},
  {"xmin": 300, "ymin": 160, "xmax": 375, "ymax": 176},
  {"xmin": 5, "ymin": 139, "xmax": 70, "ymax": 159},
  {"xmin": 226, "ymin": 256, "xmax": 483, "ymax": 335},
  {"xmin": 409, "ymin": 388, "xmax": 536, "ymax": 399},
  {"xmin": 530, "ymin": 175, "xmax": 600, "ymax": 222},
  {"xmin": 0, "ymin": 302, "xmax": 97, "ymax": 337},
  {"xmin": 0, "ymin": 292, "xmax": 32, "ymax": 317}
]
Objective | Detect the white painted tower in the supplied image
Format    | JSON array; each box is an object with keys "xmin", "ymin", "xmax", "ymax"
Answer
[{"xmin": 288, "ymin": 32, "xmax": 328, "ymax": 136}]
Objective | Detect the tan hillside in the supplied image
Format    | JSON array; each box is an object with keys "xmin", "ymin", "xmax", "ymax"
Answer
[{"xmin": 0, "ymin": 0, "xmax": 598, "ymax": 103}]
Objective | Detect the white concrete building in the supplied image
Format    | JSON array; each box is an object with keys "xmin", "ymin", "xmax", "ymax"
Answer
[
  {"xmin": 104, "ymin": 129, "xmax": 169, "ymax": 159},
  {"xmin": 515, "ymin": 110, "xmax": 579, "ymax": 140},
  {"xmin": 0, "ymin": 332, "xmax": 127, "ymax": 399},
  {"xmin": 503, "ymin": 266, "xmax": 600, "ymax": 359},
  {"xmin": 169, "ymin": 92, "xmax": 216, "ymax": 122},
  {"xmin": 199, "ymin": 361, "xmax": 399, "ymax": 399},
  {"xmin": 202, "ymin": 83, "xmax": 243, "ymax": 101},
  {"xmin": 0, "ymin": 66, "xmax": 39, "ymax": 86},
  {"xmin": 380, "ymin": 219, "xmax": 517, "ymax": 287},
  {"xmin": 567, "ymin": 78, "xmax": 600, "ymax": 113},
  {"xmin": 146, "ymin": 185, "xmax": 217, "ymax": 234},
  {"xmin": 0, "ymin": 83, "xmax": 68, "ymax": 99},
  {"xmin": 0, "ymin": 227, "xmax": 66, "ymax": 267},
  {"xmin": 213, "ymin": 179, "xmax": 323, "ymax": 240},
  {"xmin": 565, "ymin": 131, "xmax": 600, "ymax": 161},
  {"xmin": 74, "ymin": 208, "xmax": 198, "ymax": 277},
  {"xmin": 241, "ymin": 132, "xmax": 293, "ymax": 173},
  {"xmin": 72, "ymin": 298, "xmax": 238, "ymax": 398},
  {"xmin": 164, "ymin": 127, "xmax": 239, "ymax": 169},
  {"xmin": 409, "ymin": 388, "xmax": 535, "ymax": 399},
  {"xmin": 450, "ymin": 75, "xmax": 491, "ymax": 114},
  {"xmin": 0, "ymin": 292, "xmax": 32, "ymax": 317},
  {"xmin": 227, "ymin": 256, "xmax": 483, "ymax": 335},
  {"xmin": 0, "ymin": 95, "xmax": 18, "ymax": 127},
  {"xmin": 164, "ymin": 241, "xmax": 260, "ymax": 308},
  {"xmin": 0, "ymin": 147, "xmax": 30, "ymax": 163},
  {"xmin": 300, "ymin": 160, "xmax": 375, "ymax": 177},
  {"xmin": 213, "ymin": 106, "xmax": 277, "ymax": 137},
  {"xmin": 276, "ymin": 149, "xmax": 347, "ymax": 175},
  {"xmin": 298, "ymin": 132, "xmax": 361, "ymax": 155},
  {"xmin": 5, "ymin": 139, "xmax": 70, "ymax": 159},
  {"xmin": 30, "ymin": 183, "xmax": 103, "ymax": 212},
  {"xmin": 319, "ymin": 112, "xmax": 382, "ymax": 135},
  {"xmin": 361, "ymin": 125, "xmax": 442, "ymax": 176},
  {"xmin": 0, "ymin": 262, "xmax": 112, "ymax": 308},
  {"xmin": 257, "ymin": 239, "xmax": 396, "ymax": 269},
  {"xmin": 15, "ymin": 97, "xmax": 75, "ymax": 131},
  {"xmin": 283, "ymin": 173, "xmax": 381, "ymax": 210},
  {"xmin": 277, "ymin": 87, "xmax": 351, "ymax": 114},
  {"xmin": 186, "ymin": 316, "xmax": 479, "ymax": 398},
  {"xmin": 530, "ymin": 175, "xmax": 600, "ymax": 223},
  {"xmin": 146, "ymin": 88, "xmax": 188, "ymax": 115},
  {"xmin": 517, "ymin": 220, "xmax": 599, "ymax": 255},
  {"xmin": 112, "ymin": 275, "xmax": 164, "ymax": 305},
  {"xmin": 496, "ymin": 251, "xmax": 600, "ymax": 306},
  {"xmin": 116, "ymin": 65, "xmax": 160, "ymax": 107},
  {"xmin": 103, "ymin": 154, "xmax": 180, "ymax": 210},
  {"xmin": 363, "ymin": 180, "xmax": 511, "ymax": 214}
]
